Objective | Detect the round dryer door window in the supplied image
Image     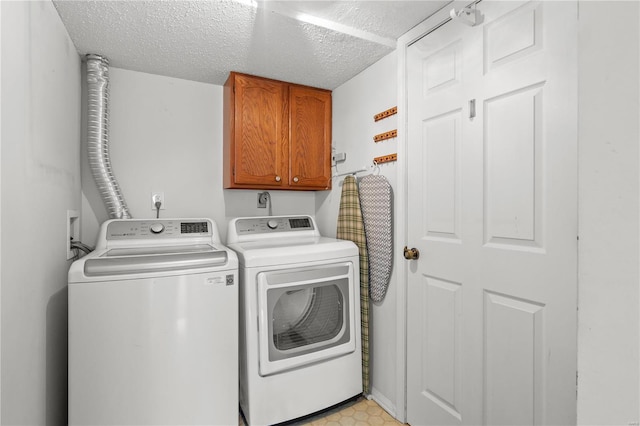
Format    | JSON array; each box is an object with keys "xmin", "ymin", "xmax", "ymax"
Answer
[
  {"xmin": 256, "ymin": 263, "xmax": 356, "ymax": 375},
  {"xmin": 272, "ymin": 284, "xmax": 344, "ymax": 351}
]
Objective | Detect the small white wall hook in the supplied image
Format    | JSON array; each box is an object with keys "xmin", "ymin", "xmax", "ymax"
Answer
[
  {"xmin": 449, "ymin": 5, "xmax": 483, "ymax": 27},
  {"xmin": 372, "ymin": 160, "xmax": 380, "ymax": 175}
]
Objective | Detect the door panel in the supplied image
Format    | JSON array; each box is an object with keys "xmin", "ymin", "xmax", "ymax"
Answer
[
  {"xmin": 422, "ymin": 276, "xmax": 463, "ymax": 421},
  {"xmin": 407, "ymin": 2, "xmax": 577, "ymax": 425},
  {"xmin": 289, "ymin": 86, "xmax": 332, "ymax": 189},
  {"xmin": 484, "ymin": 291, "xmax": 544, "ymax": 426},
  {"xmin": 484, "ymin": 84, "xmax": 543, "ymax": 247},
  {"xmin": 423, "ymin": 111, "xmax": 462, "ymax": 240},
  {"xmin": 483, "ymin": 2, "xmax": 542, "ymax": 73},
  {"xmin": 234, "ymin": 74, "xmax": 288, "ymax": 186},
  {"xmin": 424, "ymin": 40, "xmax": 462, "ymax": 93},
  {"xmin": 407, "ymin": 15, "xmax": 468, "ymax": 426}
]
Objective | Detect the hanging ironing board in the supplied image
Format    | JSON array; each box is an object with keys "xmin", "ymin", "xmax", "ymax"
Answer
[{"xmin": 359, "ymin": 174, "xmax": 393, "ymax": 303}]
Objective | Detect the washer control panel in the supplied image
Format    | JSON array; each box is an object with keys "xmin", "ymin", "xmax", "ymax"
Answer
[
  {"xmin": 106, "ymin": 219, "xmax": 211, "ymax": 240},
  {"xmin": 234, "ymin": 216, "xmax": 315, "ymax": 235}
]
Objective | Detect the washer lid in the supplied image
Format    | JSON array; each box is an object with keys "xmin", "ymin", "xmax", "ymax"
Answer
[
  {"xmin": 84, "ymin": 248, "xmax": 229, "ymax": 277},
  {"xmin": 104, "ymin": 244, "xmax": 217, "ymax": 257}
]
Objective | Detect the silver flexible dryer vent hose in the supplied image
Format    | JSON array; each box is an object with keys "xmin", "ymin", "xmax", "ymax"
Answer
[{"xmin": 85, "ymin": 54, "xmax": 132, "ymax": 219}]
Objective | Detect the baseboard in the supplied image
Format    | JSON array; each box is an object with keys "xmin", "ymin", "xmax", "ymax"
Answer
[{"xmin": 368, "ymin": 388, "xmax": 399, "ymax": 421}]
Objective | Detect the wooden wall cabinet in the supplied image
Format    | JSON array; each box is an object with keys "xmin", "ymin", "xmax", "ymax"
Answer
[{"xmin": 223, "ymin": 72, "xmax": 332, "ymax": 190}]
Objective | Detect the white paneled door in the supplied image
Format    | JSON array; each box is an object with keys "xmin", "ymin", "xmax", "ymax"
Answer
[{"xmin": 406, "ymin": 2, "xmax": 577, "ymax": 425}]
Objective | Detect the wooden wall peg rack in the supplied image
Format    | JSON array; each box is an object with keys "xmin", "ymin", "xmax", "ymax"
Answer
[
  {"xmin": 374, "ymin": 153, "xmax": 397, "ymax": 164},
  {"xmin": 373, "ymin": 129, "xmax": 397, "ymax": 143},
  {"xmin": 374, "ymin": 106, "xmax": 397, "ymax": 122}
]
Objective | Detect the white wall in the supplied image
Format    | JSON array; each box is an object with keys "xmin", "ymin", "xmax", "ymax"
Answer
[
  {"xmin": 81, "ymin": 68, "xmax": 315, "ymax": 245},
  {"xmin": 577, "ymin": 2, "xmax": 640, "ymax": 424},
  {"xmin": 315, "ymin": 52, "xmax": 400, "ymax": 415},
  {"xmin": 1, "ymin": 1, "xmax": 82, "ymax": 424}
]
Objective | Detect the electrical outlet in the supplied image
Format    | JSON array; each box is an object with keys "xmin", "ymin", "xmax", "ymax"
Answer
[
  {"xmin": 67, "ymin": 210, "xmax": 79, "ymax": 260},
  {"xmin": 151, "ymin": 192, "xmax": 165, "ymax": 210},
  {"xmin": 257, "ymin": 192, "xmax": 269, "ymax": 208}
]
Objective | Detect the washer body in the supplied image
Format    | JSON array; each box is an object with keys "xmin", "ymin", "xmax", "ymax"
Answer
[
  {"xmin": 68, "ymin": 218, "xmax": 238, "ymax": 426},
  {"xmin": 227, "ymin": 215, "xmax": 362, "ymax": 426}
]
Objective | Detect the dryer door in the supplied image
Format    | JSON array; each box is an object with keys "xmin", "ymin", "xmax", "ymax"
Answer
[{"xmin": 257, "ymin": 262, "xmax": 356, "ymax": 376}]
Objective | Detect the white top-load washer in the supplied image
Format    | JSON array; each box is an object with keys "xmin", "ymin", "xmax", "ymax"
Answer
[
  {"xmin": 227, "ymin": 215, "xmax": 362, "ymax": 426},
  {"xmin": 68, "ymin": 218, "xmax": 238, "ymax": 426}
]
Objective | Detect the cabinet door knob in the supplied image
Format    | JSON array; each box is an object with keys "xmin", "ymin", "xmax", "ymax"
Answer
[
  {"xmin": 293, "ymin": 176, "xmax": 299, "ymax": 183},
  {"xmin": 275, "ymin": 176, "xmax": 281, "ymax": 182}
]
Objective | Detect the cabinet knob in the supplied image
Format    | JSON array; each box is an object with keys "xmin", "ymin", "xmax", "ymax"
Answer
[
  {"xmin": 293, "ymin": 176, "xmax": 299, "ymax": 183},
  {"xmin": 275, "ymin": 176, "xmax": 281, "ymax": 182}
]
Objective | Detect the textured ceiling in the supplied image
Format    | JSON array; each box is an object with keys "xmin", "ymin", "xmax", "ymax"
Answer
[{"xmin": 53, "ymin": 0, "xmax": 449, "ymax": 89}]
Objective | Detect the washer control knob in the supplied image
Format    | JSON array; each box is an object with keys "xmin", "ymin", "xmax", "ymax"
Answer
[
  {"xmin": 267, "ymin": 220, "xmax": 278, "ymax": 230},
  {"xmin": 150, "ymin": 223, "xmax": 165, "ymax": 234}
]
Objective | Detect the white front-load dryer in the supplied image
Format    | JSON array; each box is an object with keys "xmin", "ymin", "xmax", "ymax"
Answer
[
  {"xmin": 68, "ymin": 218, "xmax": 238, "ymax": 426},
  {"xmin": 227, "ymin": 215, "xmax": 362, "ymax": 426}
]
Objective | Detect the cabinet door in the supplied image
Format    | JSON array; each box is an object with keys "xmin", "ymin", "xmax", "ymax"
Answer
[
  {"xmin": 289, "ymin": 86, "xmax": 332, "ymax": 190},
  {"xmin": 232, "ymin": 74, "xmax": 288, "ymax": 187}
]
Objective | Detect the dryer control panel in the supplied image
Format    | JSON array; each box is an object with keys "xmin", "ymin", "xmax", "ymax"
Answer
[{"xmin": 233, "ymin": 216, "xmax": 315, "ymax": 236}]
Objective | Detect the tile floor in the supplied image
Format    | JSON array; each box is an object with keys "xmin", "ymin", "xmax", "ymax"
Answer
[{"xmin": 239, "ymin": 396, "xmax": 405, "ymax": 425}]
